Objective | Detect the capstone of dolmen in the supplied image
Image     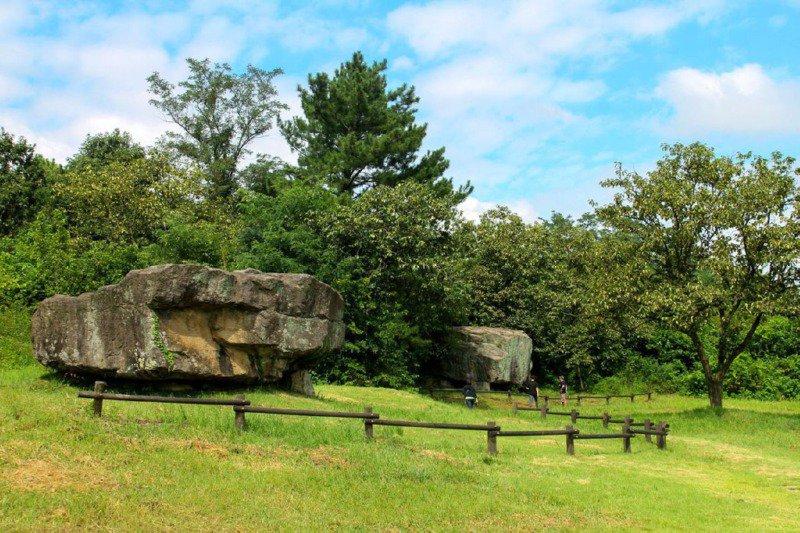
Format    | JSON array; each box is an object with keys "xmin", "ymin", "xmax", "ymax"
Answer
[
  {"xmin": 442, "ymin": 326, "xmax": 532, "ymax": 387},
  {"xmin": 31, "ymin": 264, "xmax": 345, "ymax": 383}
]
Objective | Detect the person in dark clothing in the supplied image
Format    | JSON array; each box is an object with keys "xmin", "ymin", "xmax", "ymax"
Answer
[
  {"xmin": 558, "ymin": 375, "xmax": 568, "ymax": 405},
  {"xmin": 525, "ymin": 373, "xmax": 539, "ymax": 407},
  {"xmin": 462, "ymin": 382, "xmax": 477, "ymax": 409}
]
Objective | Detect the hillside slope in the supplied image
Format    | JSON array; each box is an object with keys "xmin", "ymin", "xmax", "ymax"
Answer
[{"xmin": 1, "ymin": 310, "xmax": 799, "ymax": 530}]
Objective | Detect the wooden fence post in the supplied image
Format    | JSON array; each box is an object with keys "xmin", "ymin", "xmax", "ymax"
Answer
[
  {"xmin": 656, "ymin": 421, "xmax": 667, "ymax": 450},
  {"xmin": 602, "ymin": 412, "xmax": 609, "ymax": 428},
  {"xmin": 565, "ymin": 425, "xmax": 575, "ymax": 455},
  {"xmin": 92, "ymin": 381, "xmax": 106, "ymax": 417},
  {"xmin": 234, "ymin": 395, "xmax": 246, "ymax": 431},
  {"xmin": 623, "ymin": 417, "xmax": 632, "ymax": 453},
  {"xmin": 570, "ymin": 409, "xmax": 578, "ymax": 424},
  {"xmin": 605, "ymin": 396, "xmax": 610, "ymax": 405},
  {"xmin": 364, "ymin": 406, "xmax": 374, "ymax": 439},
  {"xmin": 643, "ymin": 419, "xmax": 653, "ymax": 443},
  {"xmin": 487, "ymin": 421, "xmax": 498, "ymax": 455},
  {"xmin": 540, "ymin": 405, "xmax": 548, "ymax": 420}
]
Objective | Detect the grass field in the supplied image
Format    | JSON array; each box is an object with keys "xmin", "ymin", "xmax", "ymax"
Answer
[{"xmin": 2, "ymin": 308, "xmax": 800, "ymax": 531}]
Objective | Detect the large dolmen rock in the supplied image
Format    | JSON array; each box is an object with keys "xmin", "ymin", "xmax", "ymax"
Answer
[
  {"xmin": 31, "ymin": 264, "xmax": 345, "ymax": 384},
  {"xmin": 443, "ymin": 326, "xmax": 532, "ymax": 387}
]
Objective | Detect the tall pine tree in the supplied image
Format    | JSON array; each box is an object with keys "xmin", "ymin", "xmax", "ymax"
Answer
[{"xmin": 281, "ymin": 52, "xmax": 471, "ymax": 199}]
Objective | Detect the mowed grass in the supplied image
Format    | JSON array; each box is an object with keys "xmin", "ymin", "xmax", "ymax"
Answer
[{"xmin": 2, "ymin": 310, "xmax": 799, "ymax": 531}]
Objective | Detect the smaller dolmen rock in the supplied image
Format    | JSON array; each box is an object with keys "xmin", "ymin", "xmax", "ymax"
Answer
[
  {"xmin": 442, "ymin": 326, "xmax": 532, "ymax": 387},
  {"xmin": 31, "ymin": 264, "xmax": 345, "ymax": 384}
]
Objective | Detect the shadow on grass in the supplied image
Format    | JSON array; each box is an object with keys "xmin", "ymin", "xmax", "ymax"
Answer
[{"xmin": 32, "ymin": 365, "xmax": 333, "ymax": 402}]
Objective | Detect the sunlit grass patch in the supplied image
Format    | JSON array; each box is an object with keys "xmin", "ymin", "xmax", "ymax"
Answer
[{"xmin": 2, "ymin": 359, "xmax": 799, "ymax": 530}]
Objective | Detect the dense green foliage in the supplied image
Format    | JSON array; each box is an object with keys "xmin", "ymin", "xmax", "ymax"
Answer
[
  {"xmin": 457, "ymin": 210, "xmax": 632, "ymax": 389},
  {"xmin": 281, "ymin": 52, "xmax": 470, "ymax": 200},
  {"xmin": 596, "ymin": 143, "xmax": 800, "ymax": 406},
  {"xmin": 148, "ymin": 58, "xmax": 286, "ymax": 200},
  {"xmin": 2, "ymin": 53, "xmax": 799, "ymax": 405},
  {"xmin": 0, "ymin": 129, "xmax": 52, "ymax": 235}
]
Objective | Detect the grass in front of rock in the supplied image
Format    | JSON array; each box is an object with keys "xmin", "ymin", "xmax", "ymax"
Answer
[{"xmin": 2, "ymin": 309, "xmax": 800, "ymax": 531}]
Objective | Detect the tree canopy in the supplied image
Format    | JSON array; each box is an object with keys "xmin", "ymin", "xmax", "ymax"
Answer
[
  {"xmin": 2, "ymin": 54, "xmax": 800, "ymax": 407},
  {"xmin": 148, "ymin": 58, "xmax": 286, "ymax": 199},
  {"xmin": 66, "ymin": 129, "xmax": 146, "ymax": 170},
  {"xmin": 281, "ymin": 52, "xmax": 471, "ymax": 200},
  {"xmin": 596, "ymin": 143, "xmax": 800, "ymax": 407},
  {"xmin": 0, "ymin": 129, "xmax": 52, "ymax": 236}
]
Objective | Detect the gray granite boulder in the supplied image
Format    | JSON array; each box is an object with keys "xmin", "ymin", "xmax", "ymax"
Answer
[
  {"xmin": 31, "ymin": 264, "xmax": 345, "ymax": 383},
  {"xmin": 442, "ymin": 326, "xmax": 532, "ymax": 386},
  {"xmin": 288, "ymin": 369, "xmax": 315, "ymax": 397}
]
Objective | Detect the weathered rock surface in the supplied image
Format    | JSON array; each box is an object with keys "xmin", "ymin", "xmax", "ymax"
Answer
[
  {"xmin": 32, "ymin": 264, "xmax": 345, "ymax": 383},
  {"xmin": 442, "ymin": 326, "xmax": 532, "ymax": 386},
  {"xmin": 289, "ymin": 369, "xmax": 315, "ymax": 397}
]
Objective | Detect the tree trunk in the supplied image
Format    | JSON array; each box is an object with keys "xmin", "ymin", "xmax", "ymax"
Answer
[
  {"xmin": 707, "ymin": 377, "xmax": 723, "ymax": 408},
  {"xmin": 689, "ymin": 328, "xmax": 725, "ymax": 409}
]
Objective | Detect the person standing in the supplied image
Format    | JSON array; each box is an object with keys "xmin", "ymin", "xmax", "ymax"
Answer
[
  {"xmin": 462, "ymin": 371, "xmax": 478, "ymax": 409},
  {"xmin": 558, "ymin": 375, "xmax": 568, "ymax": 406},
  {"xmin": 525, "ymin": 373, "xmax": 539, "ymax": 407},
  {"xmin": 462, "ymin": 382, "xmax": 477, "ymax": 409}
]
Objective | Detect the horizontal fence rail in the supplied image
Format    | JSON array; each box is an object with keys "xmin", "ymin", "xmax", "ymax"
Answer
[
  {"xmin": 542, "ymin": 392, "xmax": 652, "ymax": 405},
  {"xmin": 428, "ymin": 389, "xmax": 654, "ymax": 407},
  {"xmin": 372, "ymin": 419, "xmax": 501, "ymax": 454},
  {"xmin": 495, "ymin": 425, "xmax": 579, "ymax": 455},
  {"xmin": 234, "ymin": 406, "xmax": 378, "ymax": 418},
  {"xmin": 233, "ymin": 405, "xmax": 379, "ymax": 432},
  {"xmin": 77, "ymin": 381, "xmax": 249, "ymax": 416},
  {"xmin": 575, "ymin": 430, "xmax": 636, "ymax": 453},
  {"xmin": 371, "ymin": 419, "xmax": 497, "ymax": 431},
  {"xmin": 76, "ymin": 391, "xmax": 250, "ymax": 406},
  {"xmin": 78, "ymin": 381, "xmax": 669, "ymax": 457},
  {"xmin": 512, "ymin": 402, "xmax": 670, "ymax": 449},
  {"xmin": 496, "ymin": 428, "xmax": 577, "ymax": 437}
]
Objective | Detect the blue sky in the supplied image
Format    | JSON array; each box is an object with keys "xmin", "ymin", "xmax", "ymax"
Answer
[{"xmin": 1, "ymin": 1, "xmax": 799, "ymax": 220}]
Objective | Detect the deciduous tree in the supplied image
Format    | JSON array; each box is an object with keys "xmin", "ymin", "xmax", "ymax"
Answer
[
  {"xmin": 0, "ymin": 129, "xmax": 52, "ymax": 235},
  {"xmin": 148, "ymin": 58, "xmax": 286, "ymax": 199},
  {"xmin": 596, "ymin": 143, "xmax": 800, "ymax": 407},
  {"xmin": 66, "ymin": 129, "xmax": 146, "ymax": 170}
]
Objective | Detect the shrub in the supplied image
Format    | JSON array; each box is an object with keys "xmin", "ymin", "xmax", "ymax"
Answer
[{"xmin": 0, "ymin": 306, "xmax": 35, "ymax": 369}]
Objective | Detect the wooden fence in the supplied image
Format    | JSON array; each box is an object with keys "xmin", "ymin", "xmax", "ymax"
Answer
[
  {"xmin": 428, "ymin": 388, "xmax": 524, "ymax": 399},
  {"xmin": 428, "ymin": 388, "xmax": 654, "ymax": 405},
  {"xmin": 513, "ymin": 403, "xmax": 669, "ymax": 449},
  {"xmin": 78, "ymin": 381, "xmax": 669, "ymax": 456},
  {"xmin": 541, "ymin": 392, "xmax": 652, "ymax": 405}
]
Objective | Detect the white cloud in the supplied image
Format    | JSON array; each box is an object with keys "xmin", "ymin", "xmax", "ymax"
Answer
[
  {"xmin": 460, "ymin": 197, "xmax": 538, "ymax": 223},
  {"xmin": 391, "ymin": 55, "xmax": 414, "ymax": 71},
  {"xmin": 0, "ymin": 2, "xmax": 369, "ymax": 163},
  {"xmin": 388, "ymin": 1, "xmax": 721, "ymax": 61},
  {"xmin": 0, "ymin": 73, "xmax": 26, "ymax": 101},
  {"xmin": 656, "ymin": 63, "xmax": 800, "ymax": 135},
  {"xmin": 386, "ymin": 0, "xmax": 722, "ymax": 200}
]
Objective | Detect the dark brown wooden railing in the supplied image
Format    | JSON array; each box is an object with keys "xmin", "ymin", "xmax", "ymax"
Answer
[{"xmin": 78, "ymin": 381, "xmax": 669, "ymax": 456}]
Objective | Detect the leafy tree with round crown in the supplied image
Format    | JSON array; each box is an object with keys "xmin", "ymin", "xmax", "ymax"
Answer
[{"xmin": 596, "ymin": 143, "xmax": 800, "ymax": 407}]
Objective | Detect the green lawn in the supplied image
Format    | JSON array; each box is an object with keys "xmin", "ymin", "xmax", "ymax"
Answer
[{"xmin": 2, "ymin": 310, "xmax": 799, "ymax": 531}]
